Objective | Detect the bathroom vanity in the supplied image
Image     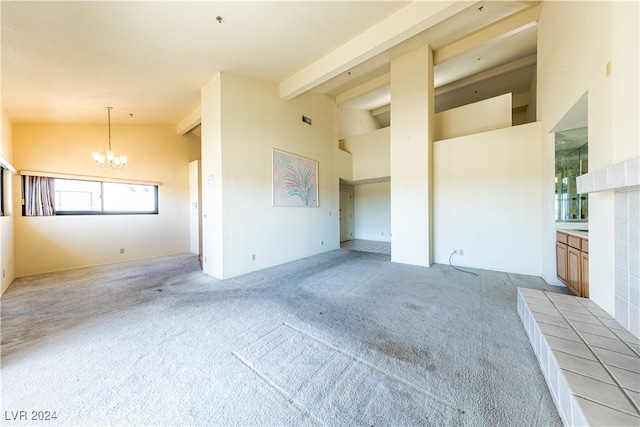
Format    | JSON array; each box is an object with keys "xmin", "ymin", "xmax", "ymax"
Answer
[{"xmin": 556, "ymin": 230, "xmax": 589, "ymax": 297}]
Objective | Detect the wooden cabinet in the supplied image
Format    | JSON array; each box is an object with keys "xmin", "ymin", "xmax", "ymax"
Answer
[
  {"xmin": 556, "ymin": 231, "xmax": 589, "ymax": 297},
  {"xmin": 567, "ymin": 245, "xmax": 582, "ymax": 296},
  {"xmin": 556, "ymin": 241, "xmax": 568, "ymax": 283},
  {"xmin": 581, "ymin": 251, "xmax": 589, "ymax": 298}
]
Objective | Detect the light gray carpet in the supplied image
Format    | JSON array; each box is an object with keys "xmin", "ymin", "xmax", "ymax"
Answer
[{"xmin": 1, "ymin": 250, "xmax": 568, "ymax": 426}]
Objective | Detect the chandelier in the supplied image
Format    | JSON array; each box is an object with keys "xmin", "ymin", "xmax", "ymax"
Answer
[{"xmin": 92, "ymin": 107, "xmax": 127, "ymax": 169}]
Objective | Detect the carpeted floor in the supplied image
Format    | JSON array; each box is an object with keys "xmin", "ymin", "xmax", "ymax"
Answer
[{"xmin": 1, "ymin": 250, "xmax": 568, "ymax": 426}]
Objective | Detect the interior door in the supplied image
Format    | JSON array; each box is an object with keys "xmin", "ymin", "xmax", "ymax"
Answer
[{"xmin": 340, "ymin": 190, "xmax": 354, "ymax": 242}]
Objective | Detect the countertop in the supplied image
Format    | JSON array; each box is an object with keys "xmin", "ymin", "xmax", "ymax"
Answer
[{"xmin": 557, "ymin": 229, "xmax": 588, "ymax": 239}]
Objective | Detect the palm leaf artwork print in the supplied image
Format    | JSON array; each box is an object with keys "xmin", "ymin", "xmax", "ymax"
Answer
[{"xmin": 272, "ymin": 149, "xmax": 318, "ymax": 207}]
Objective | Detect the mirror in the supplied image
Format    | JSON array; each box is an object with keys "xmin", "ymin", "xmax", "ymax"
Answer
[{"xmin": 555, "ymin": 127, "xmax": 588, "ymax": 221}]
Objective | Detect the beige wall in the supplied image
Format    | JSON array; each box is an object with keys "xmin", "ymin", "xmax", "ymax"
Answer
[
  {"xmin": 354, "ymin": 181, "xmax": 390, "ymax": 242},
  {"xmin": 12, "ymin": 123, "xmax": 190, "ymax": 276},
  {"xmin": 338, "ymin": 107, "xmax": 381, "ymax": 140},
  {"xmin": 186, "ymin": 132, "xmax": 201, "ymax": 162},
  {"xmin": 200, "ymin": 74, "xmax": 223, "ymax": 279},
  {"xmin": 1, "ymin": 109, "xmax": 16, "ymax": 294},
  {"xmin": 537, "ymin": 1, "xmax": 639, "ymax": 315},
  {"xmin": 341, "ymin": 127, "xmax": 390, "ymax": 182},
  {"xmin": 201, "ymin": 73, "xmax": 340, "ymax": 280},
  {"xmin": 337, "ymin": 149, "xmax": 353, "ymax": 181},
  {"xmin": 434, "ymin": 93, "xmax": 512, "ymax": 141},
  {"xmin": 611, "ymin": 1, "xmax": 640, "ymax": 164},
  {"xmin": 434, "ymin": 122, "xmax": 543, "ymax": 275},
  {"xmin": 390, "ymin": 45, "xmax": 435, "ymax": 267}
]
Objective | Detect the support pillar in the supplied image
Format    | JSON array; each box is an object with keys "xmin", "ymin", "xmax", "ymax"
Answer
[{"xmin": 390, "ymin": 46, "xmax": 435, "ymax": 267}]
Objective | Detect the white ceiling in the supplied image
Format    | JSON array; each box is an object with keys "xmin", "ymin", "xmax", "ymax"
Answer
[{"xmin": 1, "ymin": 1, "xmax": 539, "ymax": 125}]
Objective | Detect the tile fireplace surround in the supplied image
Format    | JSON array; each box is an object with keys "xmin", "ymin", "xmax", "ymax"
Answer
[
  {"xmin": 577, "ymin": 156, "xmax": 640, "ymax": 337},
  {"xmin": 518, "ymin": 288, "xmax": 639, "ymax": 426},
  {"xmin": 522, "ymin": 155, "xmax": 640, "ymax": 426}
]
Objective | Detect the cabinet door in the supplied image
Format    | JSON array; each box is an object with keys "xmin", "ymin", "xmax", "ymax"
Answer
[
  {"xmin": 556, "ymin": 242, "xmax": 568, "ymax": 284},
  {"xmin": 581, "ymin": 251, "xmax": 589, "ymax": 298},
  {"xmin": 567, "ymin": 246, "xmax": 582, "ymax": 296}
]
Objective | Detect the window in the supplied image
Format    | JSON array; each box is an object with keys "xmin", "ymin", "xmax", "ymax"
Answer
[
  {"xmin": 55, "ymin": 179, "xmax": 101, "ymax": 212},
  {"xmin": 54, "ymin": 178, "xmax": 158, "ymax": 215},
  {"xmin": 23, "ymin": 176, "xmax": 158, "ymax": 215},
  {"xmin": 101, "ymin": 182, "xmax": 157, "ymax": 213},
  {"xmin": 0, "ymin": 167, "xmax": 5, "ymax": 216}
]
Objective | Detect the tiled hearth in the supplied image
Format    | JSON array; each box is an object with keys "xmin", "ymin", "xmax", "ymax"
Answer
[{"xmin": 518, "ymin": 288, "xmax": 640, "ymax": 426}]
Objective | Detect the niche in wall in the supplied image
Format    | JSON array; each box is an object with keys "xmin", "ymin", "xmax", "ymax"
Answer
[
  {"xmin": 555, "ymin": 127, "xmax": 588, "ymax": 221},
  {"xmin": 551, "ymin": 93, "xmax": 588, "ymax": 225}
]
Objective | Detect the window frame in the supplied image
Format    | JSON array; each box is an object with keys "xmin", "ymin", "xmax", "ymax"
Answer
[
  {"xmin": 21, "ymin": 174, "xmax": 159, "ymax": 216},
  {"xmin": 0, "ymin": 166, "xmax": 5, "ymax": 217}
]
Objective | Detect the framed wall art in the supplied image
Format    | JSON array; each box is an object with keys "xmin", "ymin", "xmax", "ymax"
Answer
[{"xmin": 272, "ymin": 149, "xmax": 318, "ymax": 207}]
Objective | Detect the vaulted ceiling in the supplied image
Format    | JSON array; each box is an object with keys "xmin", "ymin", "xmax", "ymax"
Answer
[{"xmin": 1, "ymin": 1, "xmax": 540, "ymax": 125}]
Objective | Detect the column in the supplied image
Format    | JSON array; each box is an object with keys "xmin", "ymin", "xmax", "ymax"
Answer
[{"xmin": 390, "ymin": 46, "xmax": 434, "ymax": 267}]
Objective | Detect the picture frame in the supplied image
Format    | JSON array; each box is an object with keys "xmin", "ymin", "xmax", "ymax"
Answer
[{"xmin": 272, "ymin": 148, "xmax": 318, "ymax": 207}]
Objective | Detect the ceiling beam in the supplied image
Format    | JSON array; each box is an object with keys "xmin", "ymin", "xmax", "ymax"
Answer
[
  {"xmin": 279, "ymin": 1, "xmax": 474, "ymax": 101},
  {"xmin": 435, "ymin": 54, "xmax": 536, "ymax": 96},
  {"xmin": 176, "ymin": 106, "xmax": 201, "ymax": 135},
  {"xmin": 336, "ymin": 73, "xmax": 390, "ymax": 106},
  {"xmin": 371, "ymin": 104, "xmax": 391, "ymax": 116},
  {"xmin": 434, "ymin": 4, "xmax": 540, "ymax": 65}
]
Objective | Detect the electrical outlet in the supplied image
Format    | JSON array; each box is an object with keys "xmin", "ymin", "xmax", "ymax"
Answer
[
  {"xmin": 252, "ymin": 254, "xmax": 256, "ymax": 261},
  {"xmin": 453, "ymin": 249, "xmax": 464, "ymax": 255},
  {"xmin": 120, "ymin": 248, "xmax": 125, "ymax": 254},
  {"xmin": 321, "ymin": 241, "xmax": 324, "ymax": 246}
]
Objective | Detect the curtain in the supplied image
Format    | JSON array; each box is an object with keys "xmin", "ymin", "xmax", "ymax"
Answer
[{"xmin": 24, "ymin": 176, "xmax": 55, "ymax": 216}]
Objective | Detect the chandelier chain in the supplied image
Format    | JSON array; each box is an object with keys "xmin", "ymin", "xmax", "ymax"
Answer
[{"xmin": 107, "ymin": 107, "xmax": 112, "ymax": 151}]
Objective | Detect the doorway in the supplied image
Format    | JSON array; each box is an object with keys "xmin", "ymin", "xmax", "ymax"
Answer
[{"xmin": 339, "ymin": 190, "xmax": 354, "ymax": 242}]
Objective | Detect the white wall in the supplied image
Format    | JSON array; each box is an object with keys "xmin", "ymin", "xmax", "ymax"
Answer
[
  {"xmin": 12, "ymin": 123, "xmax": 191, "ymax": 276},
  {"xmin": 434, "ymin": 122, "xmax": 543, "ymax": 275},
  {"xmin": 341, "ymin": 127, "xmax": 390, "ymax": 182},
  {"xmin": 354, "ymin": 181, "xmax": 390, "ymax": 242},
  {"xmin": 201, "ymin": 73, "xmax": 340, "ymax": 279},
  {"xmin": 0, "ymin": 109, "xmax": 15, "ymax": 294},
  {"xmin": 434, "ymin": 93, "xmax": 512, "ymax": 141},
  {"xmin": 537, "ymin": 1, "xmax": 640, "ymax": 316}
]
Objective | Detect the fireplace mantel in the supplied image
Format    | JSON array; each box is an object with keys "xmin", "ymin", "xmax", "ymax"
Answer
[{"xmin": 577, "ymin": 157, "xmax": 639, "ymax": 194}]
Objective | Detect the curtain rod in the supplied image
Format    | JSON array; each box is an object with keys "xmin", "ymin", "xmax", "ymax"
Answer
[{"xmin": 19, "ymin": 170, "xmax": 161, "ymax": 186}]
